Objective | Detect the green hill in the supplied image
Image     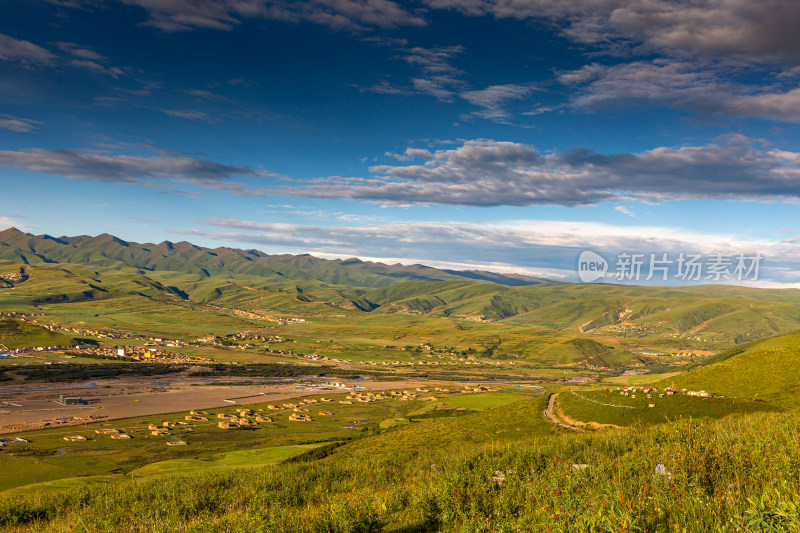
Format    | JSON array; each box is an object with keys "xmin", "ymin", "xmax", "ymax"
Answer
[
  {"xmin": 5, "ymin": 228, "xmax": 800, "ymax": 351},
  {"xmin": 0, "ymin": 319, "xmax": 77, "ymax": 349},
  {"xmin": 655, "ymin": 330, "xmax": 800, "ymax": 408}
]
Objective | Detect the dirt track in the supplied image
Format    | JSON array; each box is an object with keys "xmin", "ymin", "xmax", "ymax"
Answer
[{"xmin": 544, "ymin": 393, "xmax": 585, "ymax": 432}]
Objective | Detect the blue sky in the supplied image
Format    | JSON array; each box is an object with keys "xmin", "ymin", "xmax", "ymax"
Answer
[{"xmin": 3, "ymin": 0, "xmax": 800, "ymax": 286}]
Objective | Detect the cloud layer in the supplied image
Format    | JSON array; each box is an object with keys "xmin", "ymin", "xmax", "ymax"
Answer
[
  {"xmin": 425, "ymin": 0, "xmax": 800, "ymax": 64},
  {"xmin": 0, "ymin": 147, "xmax": 265, "ymax": 193},
  {"xmin": 272, "ymin": 136, "xmax": 800, "ymax": 207},
  {"xmin": 5, "ymin": 136, "xmax": 800, "ymax": 206},
  {"xmin": 118, "ymin": 0, "xmax": 426, "ymax": 32},
  {"xmin": 559, "ymin": 59, "xmax": 800, "ymax": 122}
]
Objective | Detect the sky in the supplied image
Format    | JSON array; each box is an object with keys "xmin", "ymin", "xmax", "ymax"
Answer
[{"xmin": 2, "ymin": 0, "xmax": 800, "ymax": 286}]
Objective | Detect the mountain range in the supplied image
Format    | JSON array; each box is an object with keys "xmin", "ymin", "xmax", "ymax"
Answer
[{"xmin": 3, "ymin": 227, "xmax": 800, "ymax": 345}]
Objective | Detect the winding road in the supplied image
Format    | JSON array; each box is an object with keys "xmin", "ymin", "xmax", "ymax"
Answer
[{"xmin": 543, "ymin": 393, "xmax": 585, "ymax": 432}]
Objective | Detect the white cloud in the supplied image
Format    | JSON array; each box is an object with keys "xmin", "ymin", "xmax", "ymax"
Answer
[
  {"xmin": 69, "ymin": 59, "xmax": 126, "ymax": 79},
  {"xmin": 559, "ymin": 59, "xmax": 800, "ymax": 123},
  {"xmin": 162, "ymin": 109, "xmax": 211, "ymax": 121},
  {"xmin": 0, "ymin": 216, "xmax": 33, "ymax": 231},
  {"xmin": 0, "ymin": 115, "xmax": 41, "ymax": 133},
  {"xmin": 424, "ymin": 0, "xmax": 800, "ymax": 65},
  {"xmin": 273, "ymin": 136, "xmax": 800, "ymax": 207},
  {"xmin": 56, "ymin": 41, "xmax": 106, "ymax": 61},
  {"xmin": 460, "ymin": 83, "xmax": 538, "ymax": 121},
  {"xmin": 614, "ymin": 205, "xmax": 636, "ymax": 217},
  {"xmin": 0, "ymin": 33, "xmax": 56, "ymax": 67}
]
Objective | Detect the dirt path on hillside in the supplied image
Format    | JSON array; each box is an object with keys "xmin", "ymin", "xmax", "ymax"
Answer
[
  {"xmin": 544, "ymin": 393, "xmax": 585, "ymax": 432},
  {"xmin": 545, "ymin": 393, "xmax": 626, "ymax": 432}
]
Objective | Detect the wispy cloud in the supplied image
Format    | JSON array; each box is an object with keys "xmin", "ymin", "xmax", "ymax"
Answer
[
  {"xmin": 161, "ymin": 109, "xmax": 211, "ymax": 121},
  {"xmin": 0, "ymin": 146, "xmax": 269, "ymax": 194},
  {"xmin": 0, "ymin": 33, "xmax": 56, "ymax": 67},
  {"xmin": 0, "ymin": 115, "xmax": 41, "ymax": 133},
  {"xmin": 114, "ymin": 0, "xmax": 426, "ymax": 32},
  {"xmin": 559, "ymin": 59, "xmax": 800, "ymax": 122},
  {"xmin": 404, "ymin": 45, "xmax": 466, "ymax": 101},
  {"xmin": 460, "ymin": 83, "xmax": 539, "ymax": 121},
  {"xmin": 614, "ymin": 205, "xmax": 636, "ymax": 218},
  {"xmin": 55, "ymin": 41, "xmax": 106, "ymax": 61},
  {"xmin": 69, "ymin": 59, "xmax": 126, "ymax": 78}
]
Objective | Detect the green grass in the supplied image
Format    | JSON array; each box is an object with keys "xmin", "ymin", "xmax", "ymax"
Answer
[
  {"xmin": 0, "ymin": 319, "xmax": 76, "ymax": 349},
  {"xmin": 655, "ymin": 330, "xmax": 800, "ymax": 409},
  {"xmin": 557, "ymin": 389, "xmax": 779, "ymax": 428},
  {"xmin": 440, "ymin": 391, "xmax": 521, "ymax": 410},
  {"xmin": 128, "ymin": 443, "xmax": 333, "ymax": 477},
  {"xmin": 3, "ymin": 409, "xmax": 800, "ymax": 531}
]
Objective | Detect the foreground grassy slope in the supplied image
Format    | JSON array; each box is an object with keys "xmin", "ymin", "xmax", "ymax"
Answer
[
  {"xmin": 556, "ymin": 389, "xmax": 780, "ymax": 428},
  {"xmin": 3, "ymin": 410, "xmax": 800, "ymax": 531},
  {"xmin": 655, "ymin": 330, "xmax": 800, "ymax": 408}
]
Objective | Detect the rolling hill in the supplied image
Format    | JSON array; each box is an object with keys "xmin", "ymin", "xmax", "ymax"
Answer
[
  {"xmin": 655, "ymin": 330, "xmax": 800, "ymax": 408},
  {"xmin": 4, "ymin": 228, "xmax": 800, "ymax": 347}
]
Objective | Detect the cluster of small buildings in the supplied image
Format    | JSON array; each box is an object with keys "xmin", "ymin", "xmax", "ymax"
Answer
[
  {"xmin": 95, "ymin": 428, "xmax": 132, "ymax": 439},
  {"xmin": 301, "ymin": 352, "xmax": 505, "ymax": 368},
  {"xmin": 613, "ymin": 386, "xmax": 712, "ymax": 398},
  {"xmin": 0, "ymin": 271, "xmax": 27, "ymax": 283},
  {"xmin": 216, "ymin": 407, "xmax": 275, "ymax": 429},
  {"xmin": 72, "ymin": 345, "xmax": 210, "ymax": 364}
]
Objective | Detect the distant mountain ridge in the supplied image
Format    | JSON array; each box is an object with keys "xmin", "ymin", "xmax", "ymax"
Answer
[
  {"xmin": 0, "ymin": 228, "xmax": 553, "ymax": 289},
  {"xmin": 5, "ymin": 227, "xmax": 800, "ymax": 344}
]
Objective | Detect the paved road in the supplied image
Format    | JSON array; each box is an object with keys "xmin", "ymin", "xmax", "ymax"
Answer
[{"xmin": 543, "ymin": 393, "xmax": 585, "ymax": 432}]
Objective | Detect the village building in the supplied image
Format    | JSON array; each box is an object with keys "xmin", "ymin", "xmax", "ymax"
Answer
[{"xmin": 63, "ymin": 435, "xmax": 87, "ymax": 442}]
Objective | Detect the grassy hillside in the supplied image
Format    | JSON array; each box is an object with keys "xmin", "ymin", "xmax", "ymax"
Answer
[
  {"xmin": 3, "ymin": 409, "xmax": 800, "ymax": 531},
  {"xmin": 655, "ymin": 330, "xmax": 800, "ymax": 408},
  {"xmin": 0, "ymin": 319, "xmax": 76, "ymax": 349},
  {"xmin": 4, "ymin": 229, "xmax": 800, "ymax": 351},
  {"xmin": 556, "ymin": 389, "xmax": 779, "ymax": 428}
]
